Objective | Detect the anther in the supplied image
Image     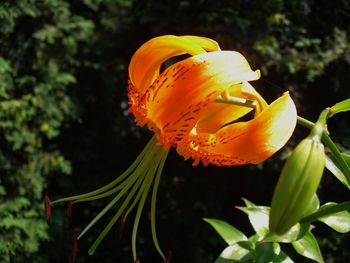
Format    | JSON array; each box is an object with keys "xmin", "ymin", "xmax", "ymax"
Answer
[
  {"xmin": 164, "ymin": 250, "xmax": 172, "ymax": 263},
  {"xmin": 44, "ymin": 191, "xmax": 51, "ymax": 226},
  {"xmin": 70, "ymin": 231, "xmax": 78, "ymax": 263},
  {"xmin": 65, "ymin": 200, "xmax": 73, "ymax": 228},
  {"xmin": 119, "ymin": 212, "xmax": 126, "ymax": 240}
]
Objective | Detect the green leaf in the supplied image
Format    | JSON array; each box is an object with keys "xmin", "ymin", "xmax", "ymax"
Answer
[
  {"xmin": 248, "ymin": 233, "xmax": 260, "ymax": 243},
  {"xmin": 292, "ymin": 231, "xmax": 324, "ymax": 263},
  {"xmin": 264, "ymin": 223, "xmax": 310, "ymax": 243},
  {"xmin": 301, "ymin": 201, "xmax": 350, "ymax": 232},
  {"xmin": 255, "ymin": 242, "xmax": 281, "ymax": 263},
  {"xmin": 325, "ymin": 155, "xmax": 350, "ymax": 189},
  {"xmin": 343, "ymin": 153, "xmax": 350, "ymax": 165},
  {"xmin": 237, "ymin": 199, "xmax": 270, "ymax": 237},
  {"xmin": 329, "ymin": 98, "xmax": 350, "ymax": 116},
  {"xmin": 317, "ymin": 202, "xmax": 350, "ymax": 233},
  {"xmin": 273, "ymin": 250, "xmax": 294, "ymax": 263},
  {"xmin": 203, "ymin": 218, "xmax": 247, "ymax": 245},
  {"xmin": 215, "ymin": 241, "xmax": 253, "ymax": 262},
  {"xmin": 241, "ymin": 198, "xmax": 257, "ymax": 208}
]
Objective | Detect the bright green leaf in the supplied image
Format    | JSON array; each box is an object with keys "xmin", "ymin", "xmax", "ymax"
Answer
[
  {"xmin": 292, "ymin": 231, "xmax": 324, "ymax": 263},
  {"xmin": 343, "ymin": 153, "xmax": 350, "ymax": 165},
  {"xmin": 236, "ymin": 205, "xmax": 270, "ymax": 237},
  {"xmin": 325, "ymin": 155, "xmax": 350, "ymax": 189},
  {"xmin": 317, "ymin": 202, "xmax": 350, "ymax": 233},
  {"xmin": 237, "ymin": 198, "xmax": 271, "ymax": 237},
  {"xmin": 216, "ymin": 241, "xmax": 253, "ymax": 262},
  {"xmin": 329, "ymin": 98, "xmax": 350, "ymax": 116},
  {"xmin": 204, "ymin": 218, "xmax": 248, "ymax": 245},
  {"xmin": 242, "ymin": 198, "xmax": 257, "ymax": 208},
  {"xmin": 248, "ymin": 233, "xmax": 260, "ymax": 243},
  {"xmin": 273, "ymin": 250, "xmax": 294, "ymax": 263},
  {"xmin": 264, "ymin": 223, "xmax": 310, "ymax": 243},
  {"xmin": 301, "ymin": 201, "xmax": 350, "ymax": 231}
]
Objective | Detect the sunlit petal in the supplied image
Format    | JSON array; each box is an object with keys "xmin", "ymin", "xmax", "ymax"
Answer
[
  {"xmin": 176, "ymin": 92, "xmax": 297, "ymax": 166},
  {"xmin": 129, "ymin": 35, "xmax": 220, "ymax": 94},
  {"xmin": 140, "ymin": 51, "xmax": 261, "ymax": 147}
]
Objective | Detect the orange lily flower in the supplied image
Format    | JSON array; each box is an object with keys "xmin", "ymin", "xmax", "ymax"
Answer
[
  {"xmin": 51, "ymin": 35, "xmax": 297, "ymax": 261},
  {"xmin": 128, "ymin": 35, "xmax": 297, "ymax": 166}
]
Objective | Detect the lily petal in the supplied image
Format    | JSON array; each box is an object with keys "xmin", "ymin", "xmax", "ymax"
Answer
[
  {"xmin": 129, "ymin": 35, "xmax": 220, "ymax": 94},
  {"xmin": 176, "ymin": 92, "xmax": 297, "ymax": 166},
  {"xmin": 136, "ymin": 51, "xmax": 260, "ymax": 148}
]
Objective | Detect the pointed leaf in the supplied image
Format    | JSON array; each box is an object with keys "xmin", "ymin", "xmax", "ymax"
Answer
[
  {"xmin": 255, "ymin": 242, "xmax": 280, "ymax": 263},
  {"xmin": 216, "ymin": 241, "xmax": 253, "ymax": 262},
  {"xmin": 343, "ymin": 153, "xmax": 350, "ymax": 163},
  {"xmin": 329, "ymin": 98, "xmax": 350, "ymax": 116},
  {"xmin": 325, "ymin": 155, "xmax": 350, "ymax": 189},
  {"xmin": 242, "ymin": 198, "xmax": 257, "ymax": 208},
  {"xmin": 317, "ymin": 202, "xmax": 350, "ymax": 233},
  {"xmin": 301, "ymin": 201, "xmax": 350, "ymax": 228},
  {"xmin": 237, "ymin": 206, "xmax": 270, "ymax": 237},
  {"xmin": 204, "ymin": 218, "xmax": 247, "ymax": 245},
  {"xmin": 273, "ymin": 250, "xmax": 294, "ymax": 263},
  {"xmin": 248, "ymin": 233, "xmax": 260, "ymax": 243},
  {"xmin": 292, "ymin": 231, "xmax": 324, "ymax": 263}
]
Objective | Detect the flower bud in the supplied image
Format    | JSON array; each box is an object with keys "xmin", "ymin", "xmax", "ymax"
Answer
[{"xmin": 269, "ymin": 135, "xmax": 325, "ymax": 235}]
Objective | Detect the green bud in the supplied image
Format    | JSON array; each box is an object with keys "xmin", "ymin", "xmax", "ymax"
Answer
[{"xmin": 269, "ymin": 135, "xmax": 325, "ymax": 235}]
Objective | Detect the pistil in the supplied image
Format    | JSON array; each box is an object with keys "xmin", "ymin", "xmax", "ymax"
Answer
[{"xmin": 215, "ymin": 95, "xmax": 257, "ymax": 109}]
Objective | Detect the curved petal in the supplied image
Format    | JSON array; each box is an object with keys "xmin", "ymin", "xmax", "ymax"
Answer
[
  {"xmin": 196, "ymin": 102, "xmax": 253, "ymax": 134},
  {"xmin": 128, "ymin": 35, "xmax": 221, "ymax": 94},
  {"xmin": 176, "ymin": 92, "xmax": 297, "ymax": 166},
  {"xmin": 196, "ymin": 82, "xmax": 267, "ymax": 134},
  {"xmin": 140, "ymin": 51, "xmax": 260, "ymax": 148}
]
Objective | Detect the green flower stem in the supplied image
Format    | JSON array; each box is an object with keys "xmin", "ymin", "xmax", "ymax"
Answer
[
  {"xmin": 310, "ymin": 108, "xmax": 329, "ymax": 140},
  {"xmin": 301, "ymin": 201, "xmax": 350, "ymax": 223},
  {"xmin": 297, "ymin": 116, "xmax": 350, "ymax": 185},
  {"xmin": 214, "ymin": 96, "xmax": 257, "ymax": 108},
  {"xmin": 78, "ymin": 142, "xmax": 160, "ymax": 240},
  {"xmin": 51, "ymin": 136, "xmax": 157, "ymax": 205},
  {"xmin": 131, "ymin": 147, "xmax": 164, "ymax": 261},
  {"xmin": 150, "ymin": 151, "xmax": 168, "ymax": 260},
  {"xmin": 216, "ymin": 97, "xmax": 349, "ymax": 183}
]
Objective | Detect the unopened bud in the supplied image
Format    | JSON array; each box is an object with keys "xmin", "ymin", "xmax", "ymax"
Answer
[{"xmin": 269, "ymin": 135, "xmax": 325, "ymax": 235}]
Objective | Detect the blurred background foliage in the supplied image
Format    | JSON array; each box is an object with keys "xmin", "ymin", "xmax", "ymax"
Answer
[{"xmin": 0, "ymin": 0, "xmax": 349, "ymax": 262}]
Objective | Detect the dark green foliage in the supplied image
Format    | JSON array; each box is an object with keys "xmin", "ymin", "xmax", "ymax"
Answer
[
  {"xmin": 0, "ymin": 0, "xmax": 93, "ymax": 261},
  {"xmin": 1, "ymin": 0, "xmax": 349, "ymax": 262}
]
